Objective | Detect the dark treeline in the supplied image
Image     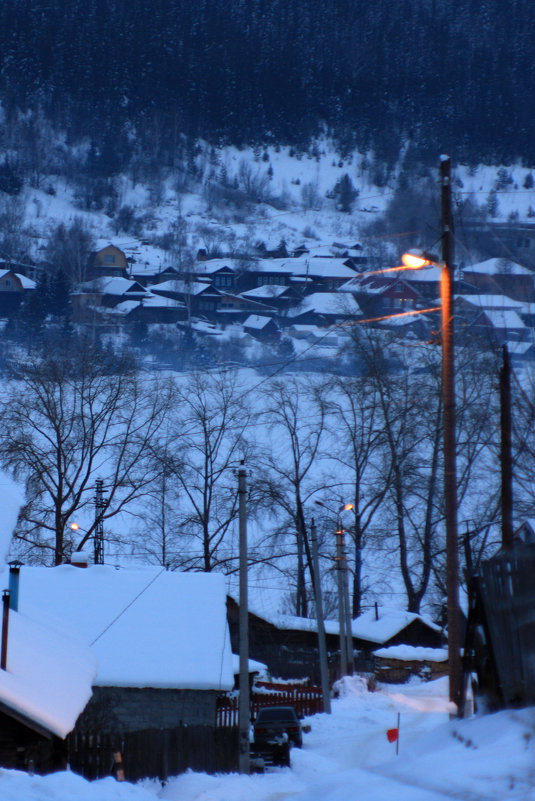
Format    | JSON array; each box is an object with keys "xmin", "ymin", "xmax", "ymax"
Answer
[{"xmin": 0, "ymin": 0, "xmax": 533, "ymax": 167}]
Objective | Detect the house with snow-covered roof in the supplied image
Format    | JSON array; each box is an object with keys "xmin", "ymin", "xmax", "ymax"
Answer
[
  {"xmin": 242, "ymin": 314, "xmax": 280, "ymax": 341},
  {"xmin": 284, "ymin": 291, "xmax": 361, "ymax": 327},
  {"xmin": 16, "ymin": 566, "xmax": 234, "ymax": 739},
  {"xmin": 0, "ymin": 269, "xmax": 36, "ymax": 316},
  {"xmin": 87, "ymin": 244, "xmax": 129, "ymax": 279},
  {"xmin": 0, "ymin": 567, "xmax": 95, "ymax": 773},
  {"xmin": 462, "ymin": 258, "xmax": 535, "ymax": 301},
  {"xmin": 226, "ymin": 597, "xmax": 443, "ymax": 682}
]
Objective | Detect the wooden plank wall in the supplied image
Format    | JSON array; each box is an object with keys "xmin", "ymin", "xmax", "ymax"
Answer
[
  {"xmin": 478, "ymin": 544, "xmax": 535, "ymax": 705},
  {"xmin": 68, "ymin": 725, "xmax": 239, "ymax": 781}
]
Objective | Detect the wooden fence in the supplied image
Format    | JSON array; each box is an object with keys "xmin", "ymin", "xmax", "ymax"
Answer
[
  {"xmin": 68, "ymin": 725, "xmax": 239, "ymax": 782},
  {"xmin": 477, "ymin": 543, "xmax": 535, "ymax": 706},
  {"xmin": 216, "ymin": 682, "xmax": 324, "ymax": 727}
]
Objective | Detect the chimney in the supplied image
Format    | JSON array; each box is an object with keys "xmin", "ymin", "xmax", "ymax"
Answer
[
  {"xmin": 71, "ymin": 551, "xmax": 90, "ymax": 568},
  {"xmin": 8, "ymin": 560, "xmax": 22, "ymax": 611},
  {"xmin": 1, "ymin": 589, "xmax": 10, "ymax": 670}
]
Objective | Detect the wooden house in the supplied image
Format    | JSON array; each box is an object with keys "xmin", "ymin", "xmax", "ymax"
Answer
[
  {"xmin": 17, "ymin": 566, "xmax": 235, "ymax": 780},
  {"xmin": 0, "ymin": 573, "xmax": 95, "ymax": 774},
  {"xmin": 226, "ymin": 598, "xmax": 443, "ymax": 683},
  {"xmin": 462, "ymin": 258, "xmax": 535, "ymax": 302},
  {"xmin": 341, "ymin": 273, "xmax": 423, "ymax": 319},
  {"xmin": 87, "ymin": 245, "xmax": 129, "ymax": 279},
  {"xmin": 284, "ymin": 291, "xmax": 361, "ymax": 327},
  {"xmin": 242, "ymin": 314, "xmax": 280, "ymax": 341},
  {"xmin": 150, "ymin": 279, "xmax": 223, "ymax": 319},
  {"xmin": 192, "ymin": 260, "xmax": 236, "ymax": 291},
  {"xmin": 0, "ymin": 269, "xmax": 35, "ymax": 316},
  {"xmin": 240, "ymin": 284, "xmax": 300, "ymax": 310}
]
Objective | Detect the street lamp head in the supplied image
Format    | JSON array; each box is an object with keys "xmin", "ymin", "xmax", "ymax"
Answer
[
  {"xmin": 69, "ymin": 522, "xmax": 80, "ymax": 531},
  {"xmin": 401, "ymin": 249, "xmax": 440, "ymax": 269},
  {"xmin": 342, "ymin": 503, "xmax": 353, "ymax": 512}
]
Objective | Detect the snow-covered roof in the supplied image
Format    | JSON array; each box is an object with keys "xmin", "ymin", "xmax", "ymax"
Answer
[
  {"xmin": 194, "ymin": 261, "xmax": 234, "ymax": 275},
  {"xmin": 378, "ymin": 312, "xmax": 431, "ymax": 328},
  {"xmin": 151, "ymin": 279, "xmax": 215, "ymax": 296},
  {"xmin": 481, "ymin": 308, "xmax": 526, "ymax": 330},
  {"xmin": 402, "ymin": 265, "xmax": 442, "ymax": 284},
  {"xmin": 507, "ymin": 339, "xmax": 535, "ymax": 356},
  {"xmin": 241, "ymin": 285, "xmax": 290, "ymax": 299},
  {"xmin": 81, "ymin": 277, "xmax": 147, "ymax": 296},
  {"xmin": 464, "ymin": 258, "xmax": 533, "ymax": 276},
  {"xmin": 455, "ymin": 294, "xmax": 527, "ymax": 311},
  {"xmin": 252, "ymin": 604, "xmax": 440, "ymax": 645},
  {"xmin": 373, "ymin": 645, "xmax": 448, "ymax": 662},
  {"xmin": 243, "ymin": 314, "xmax": 275, "ymax": 330},
  {"xmin": 251, "ymin": 257, "xmax": 355, "ymax": 279},
  {"xmin": 287, "ymin": 292, "xmax": 360, "ymax": 317},
  {"xmin": 0, "ymin": 608, "xmax": 96, "ymax": 738},
  {"xmin": 112, "ymin": 295, "xmax": 186, "ymax": 314},
  {"xmin": 231, "ymin": 654, "xmax": 268, "ymax": 675},
  {"xmin": 0, "ymin": 270, "xmax": 36, "ymax": 290},
  {"xmin": 351, "ymin": 608, "xmax": 441, "ymax": 644},
  {"xmin": 16, "ymin": 273, "xmax": 36, "ymax": 290},
  {"xmin": 17, "ymin": 566, "xmax": 234, "ymax": 691}
]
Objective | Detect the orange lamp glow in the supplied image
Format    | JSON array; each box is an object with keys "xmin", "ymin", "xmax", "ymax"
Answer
[{"xmin": 401, "ymin": 251, "xmax": 431, "ymax": 269}]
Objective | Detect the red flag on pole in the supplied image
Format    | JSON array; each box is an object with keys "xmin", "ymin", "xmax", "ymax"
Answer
[{"xmin": 386, "ymin": 728, "xmax": 399, "ymax": 743}]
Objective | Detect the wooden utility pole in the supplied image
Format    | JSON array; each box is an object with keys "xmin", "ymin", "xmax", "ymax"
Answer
[
  {"xmin": 440, "ymin": 154, "xmax": 462, "ymax": 713},
  {"xmin": 335, "ymin": 526, "xmax": 348, "ymax": 677},
  {"xmin": 500, "ymin": 344, "xmax": 514, "ymax": 549},
  {"xmin": 310, "ymin": 518, "xmax": 331, "ymax": 713},
  {"xmin": 238, "ymin": 466, "xmax": 250, "ymax": 774},
  {"xmin": 340, "ymin": 527, "xmax": 354, "ymax": 675}
]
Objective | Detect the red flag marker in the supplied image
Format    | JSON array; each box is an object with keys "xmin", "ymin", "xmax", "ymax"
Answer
[{"xmin": 386, "ymin": 728, "xmax": 398, "ymax": 743}]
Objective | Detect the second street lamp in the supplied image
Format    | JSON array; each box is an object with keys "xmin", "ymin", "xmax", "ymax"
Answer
[{"xmin": 315, "ymin": 500, "xmax": 354, "ymax": 678}]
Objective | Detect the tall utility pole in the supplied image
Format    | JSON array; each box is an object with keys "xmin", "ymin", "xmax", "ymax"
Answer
[
  {"xmin": 335, "ymin": 526, "xmax": 348, "ymax": 677},
  {"xmin": 94, "ymin": 478, "xmax": 105, "ymax": 565},
  {"xmin": 500, "ymin": 344, "xmax": 514, "ymax": 550},
  {"xmin": 310, "ymin": 518, "xmax": 331, "ymax": 713},
  {"xmin": 339, "ymin": 524, "xmax": 354, "ymax": 675},
  {"xmin": 238, "ymin": 465, "xmax": 250, "ymax": 774},
  {"xmin": 440, "ymin": 155, "xmax": 462, "ymax": 713}
]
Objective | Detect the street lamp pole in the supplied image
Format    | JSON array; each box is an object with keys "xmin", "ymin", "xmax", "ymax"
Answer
[
  {"xmin": 315, "ymin": 500, "xmax": 354, "ymax": 678},
  {"xmin": 337, "ymin": 512, "xmax": 354, "ymax": 676},
  {"xmin": 310, "ymin": 517, "xmax": 332, "ymax": 713},
  {"xmin": 401, "ymin": 156, "xmax": 462, "ymax": 714},
  {"xmin": 440, "ymin": 155, "xmax": 462, "ymax": 713}
]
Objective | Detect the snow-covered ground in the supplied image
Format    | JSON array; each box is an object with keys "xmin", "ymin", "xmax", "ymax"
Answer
[{"xmin": 1, "ymin": 676, "xmax": 533, "ymax": 801}]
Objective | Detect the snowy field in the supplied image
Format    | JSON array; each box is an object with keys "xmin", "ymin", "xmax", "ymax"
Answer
[{"xmin": 1, "ymin": 676, "xmax": 533, "ymax": 801}]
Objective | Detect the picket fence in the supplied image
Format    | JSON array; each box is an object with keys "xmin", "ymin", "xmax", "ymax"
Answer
[{"xmin": 216, "ymin": 682, "xmax": 324, "ymax": 727}]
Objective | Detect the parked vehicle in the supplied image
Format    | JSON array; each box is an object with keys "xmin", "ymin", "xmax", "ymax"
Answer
[{"xmin": 253, "ymin": 706, "xmax": 303, "ymax": 749}]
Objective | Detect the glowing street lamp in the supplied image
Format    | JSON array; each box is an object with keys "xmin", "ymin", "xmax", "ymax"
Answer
[
  {"xmin": 401, "ymin": 155, "xmax": 462, "ymax": 715},
  {"xmin": 315, "ymin": 500, "xmax": 355, "ymax": 677},
  {"xmin": 401, "ymin": 250, "xmax": 435, "ymax": 269}
]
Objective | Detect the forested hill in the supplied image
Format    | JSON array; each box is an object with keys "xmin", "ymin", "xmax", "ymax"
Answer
[{"xmin": 0, "ymin": 0, "xmax": 533, "ymax": 167}]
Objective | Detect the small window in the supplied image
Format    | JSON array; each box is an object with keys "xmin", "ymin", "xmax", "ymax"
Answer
[{"xmin": 104, "ymin": 254, "xmax": 116, "ymax": 264}]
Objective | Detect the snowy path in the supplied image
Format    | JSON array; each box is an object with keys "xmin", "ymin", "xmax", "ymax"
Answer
[{"xmin": 1, "ymin": 677, "xmax": 534, "ymax": 801}]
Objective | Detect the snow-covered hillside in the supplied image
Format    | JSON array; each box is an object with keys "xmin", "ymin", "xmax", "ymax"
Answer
[{"xmin": 17, "ymin": 141, "xmax": 535, "ymax": 273}]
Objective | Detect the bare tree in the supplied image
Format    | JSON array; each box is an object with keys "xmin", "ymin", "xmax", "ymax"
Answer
[
  {"xmin": 258, "ymin": 375, "xmax": 328, "ymax": 617},
  {"xmin": 323, "ymin": 374, "xmax": 389, "ymax": 616},
  {"xmin": 0, "ymin": 343, "xmax": 173, "ymax": 564},
  {"xmin": 166, "ymin": 369, "xmax": 254, "ymax": 572}
]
